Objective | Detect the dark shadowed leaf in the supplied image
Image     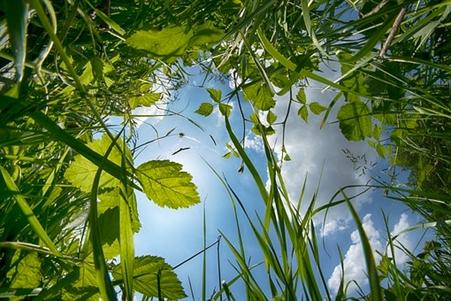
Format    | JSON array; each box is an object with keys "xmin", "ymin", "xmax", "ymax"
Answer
[{"xmin": 337, "ymin": 101, "xmax": 372, "ymax": 141}]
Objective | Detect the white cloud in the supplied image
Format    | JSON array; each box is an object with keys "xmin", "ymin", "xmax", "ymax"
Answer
[
  {"xmin": 321, "ymin": 218, "xmax": 348, "ymax": 237},
  {"xmin": 132, "ymin": 104, "xmax": 167, "ymax": 127},
  {"xmin": 327, "ymin": 213, "xmax": 414, "ymax": 295},
  {"xmin": 244, "ymin": 135, "xmax": 264, "ymax": 153},
  {"xmin": 388, "ymin": 213, "xmax": 412, "ymax": 265},
  {"xmin": 327, "ymin": 214, "xmax": 383, "ymax": 294},
  {"xmin": 268, "ymin": 83, "xmax": 377, "ymax": 236}
]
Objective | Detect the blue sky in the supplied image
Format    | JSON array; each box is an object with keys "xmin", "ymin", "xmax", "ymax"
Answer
[{"xmin": 125, "ymin": 65, "xmax": 429, "ymax": 299}]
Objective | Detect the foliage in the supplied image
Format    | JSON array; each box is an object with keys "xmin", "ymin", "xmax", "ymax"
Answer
[{"xmin": 0, "ymin": 0, "xmax": 450, "ymax": 300}]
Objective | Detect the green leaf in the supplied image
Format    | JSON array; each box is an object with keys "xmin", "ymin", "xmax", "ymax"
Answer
[
  {"xmin": 207, "ymin": 88, "xmax": 222, "ymax": 102},
  {"xmin": 129, "ymin": 93, "xmax": 161, "ymax": 109},
  {"xmin": 127, "ymin": 27, "xmax": 193, "ymax": 56},
  {"xmin": 136, "ymin": 160, "xmax": 200, "ymax": 208},
  {"xmin": 309, "ymin": 102, "xmax": 327, "ymax": 115},
  {"xmin": 266, "ymin": 111, "xmax": 277, "ymax": 124},
  {"xmin": 296, "ymin": 89, "xmax": 306, "ymax": 104},
  {"xmin": 243, "ymin": 82, "xmax": 275, "ymax": 111},
  {"xmin": 195, "ymin": 103, "xmax": 214, "ymax": 116},
  {"xmin": 4, "ymin": 0, "xmax": 28, "ymax": 81},
  {"xmin": 337, "ymin": 102, "xmax": 372, "ymax": 141},
  {"xmin": 64, "ymin": 134, "xmax": 132, "ymax": 192},
  {"xmin": 219, "ymin": 103, "xmax": 232, "ymax": 117},
  {"xmin": 7, "ymin": 251, "xmax": 41, "ymax": 289},
  {"xmin": 190, "ymin": 22, "xmax": 225, "ymax": 46},
  {"xmin": 113, "ymin": 256, "xmax": 186, "ymax": 300},
  {"xmin": 298, "ymin": 105, "xmax": 308, "ymax": 122}
]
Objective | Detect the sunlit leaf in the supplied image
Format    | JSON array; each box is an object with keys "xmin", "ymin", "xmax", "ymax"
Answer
[
  {"xmin": 243, "ymin": 82, "xmax": 275, "ymax": 111},
  {"xmin": 7, "ymin": 251, "xmax": 41, "ymax": 289},
  {"xmin": 127, "ymin": 27, "xmax": 193, "ymax": 56},
  {"xmin": 136, "ymin": 160, "xmax": 200, "ymax": 208},
  {"xmin": 337, "ymin": 101, "xmax": 372, "ymax": 141},
  {"xmin": 296, "ymin": 89, "xmax": 306, "ymax": 104},
  {"xmin": 195, "ymin": 103, "xmax": 214, "ymax": 116},
  {"xmin": 113, "ymin": 256, "xmax": 186, "ymax": 300},
  {"xmin": 219, "ymin": 103, "xmax": 232, "ymax": 117},
  {"xmin": 298, "ymin": 105, "xmax": 308, "ymax": 122},
  {"xmin": 64, "ymin": 135, "xmax": 132, "ymax": 192},
  {"xmin": 309, "ymin": 102, "xmax": 327, "ymax": 115},
  {"xmin": 190, "ymin": 22, "xmax": 225, "ymax": 46},
  {"xmin": 266, "ymin": 111, "xmax": 277, "ymax": 124},
  {"xmin": 207, "ymin": 88, "xmax": 222, "ymax": 102}
]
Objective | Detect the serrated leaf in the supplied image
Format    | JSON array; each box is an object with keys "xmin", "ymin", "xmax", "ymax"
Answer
[
  {"xmin": 298, "ymin": 105, "xmax": 308, "ymax": 122},
  {"xmin": 4, "ymin": 0, "xmax": 28, "ymax": 81},
  {"xmin": 113, "ymin": 256, "xmax": 186, "ymax": 300},
  {"xmin": 296, "ymin": 89, "xmax": 306, "ymax": 104},
  {"xmin": 64, "ymin": 135, "xmax": 132, "ymax": 192},
  {"xmin": 7, "ymin": 251, "xmax": 41, "ymax": 289},
  {"xmin": 129, "ymin": 93, "xmax": 161, "ymax": 109},
  {"xmin": 136, "ymin": 160, "xmax": 200, "ymax": 208},
  {"xmin": 309, "ymin": 102, "xmax": 327, "ymax": 115},
  {"xmin": 243, "ymin": 82, "xmax": 275, "ymax": 111},
  {"xmin": 127, "ymin": 27, "xmax": 193, "ymax": 56},
  {"xmin": 266, "ymin": 111, "xmax": 277, "ymax": 124},
  {"xmin": 337, "ymin": 102, "xmax": 372, "ymax": 141},
  {"xmin": 195, "ymin": 103, "xmax": 214, "ymax": 116},
  {"xmin": 207, "ymin": 88, "xmax": 222, "ymax": 102},
  {"xmin": 373, "ymin": 124, "xmax": 382, "ymax": 139},
  {"xmin": 219, "ymin": 103, "xmax": 232, "ymax": 117},
  {"xmin": 190, "ymin": 22, "xmax": 224, "ymax": 46},
  {"xmin": 98, "ymin": 188, "xmax": 141, "ymax": 233}
]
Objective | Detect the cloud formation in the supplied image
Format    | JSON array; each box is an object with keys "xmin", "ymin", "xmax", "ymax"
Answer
[{"xmin": 327, "ymin": 213, "xmax": 412, "ymax": 295}]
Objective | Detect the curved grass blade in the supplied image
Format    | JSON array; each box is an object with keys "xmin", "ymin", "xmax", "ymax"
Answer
[
  {"xmin": 344, "ymin": 194, "xmax": 383, "ymax": 301},
  {"xmin": 0, "ymin": 166, "xmax": 59, "ymax": 255},
  {"xmin": 4, "ymin": 0, "xmax": 28, "ymax": 81}
]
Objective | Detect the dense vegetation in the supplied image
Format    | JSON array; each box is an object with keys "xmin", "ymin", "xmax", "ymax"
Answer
[{"xmin": 0, "ymin": 0, "xmax": 450, "ymax": 300}]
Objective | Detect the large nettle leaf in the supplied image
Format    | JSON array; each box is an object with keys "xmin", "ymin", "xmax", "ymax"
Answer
[
  {"xmin": 243, "ymin": 81, "xmax": 275, "ymax": 111},
  {"xmin": 136, "ymin": 160, "xmax": 200, "ymax": 208},
  {"xmin": 127, "ymin": 23, "xmax": 224, "ymax": 57},
  {"xmin": 337, "ymin": 101, "xmax": 373, "ymax": 141},
  {"xmin": 113, "ymin": 256, "xmax": 186, "ymax": 300},
  {"xmin": 64, "ymin": 134, "xmax": 132, "ymax": 192},
  {"xmin": 6, "ymin": 251, "xmax": 41, "ymax": 289}
]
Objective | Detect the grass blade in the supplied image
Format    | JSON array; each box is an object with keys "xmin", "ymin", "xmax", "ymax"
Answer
[
  {"xmin": 4, "ymin": 0, "xmax": 28, "ymax": 81},
  {"xmin": 344, "ymin": 194, "xmax": 383, "ymax": 301},
  {"xmin": 0, "ymin": 166, "xmax": 59, "ymax": 255}
]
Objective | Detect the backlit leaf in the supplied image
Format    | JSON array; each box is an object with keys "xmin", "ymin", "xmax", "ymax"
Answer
[
  {"xmin": 296, "ymin": 89, "xmax": 306, "ymax": 104},
  {"xmin": 337, "ymin": 102, "xmax": 372, "ymax": 141},
  {"xmin": 129, "ymin": 93, "xmax": 161, "ymax": 109},
  {"xmin": 243, "ymin": 82, "xmax": 275, "ymax": 111},
  {"xmin": 127, "ymin": 27, "xmax": 193, "ymax": 56},
  {"xmin": 298, "ymin": 105, "xmax": 308, "ymax": 122},
  {"xmin": 113, "ymin": 256, "xmax": 186, "ymax": 300},
  {"xmin": 64, "ymin": 134, "xmax": 132, "ymax": 192},
  {"xmin": 266, "ymin": 111, "xmax": 277, "ymax": 124},
  {"xmin": 207, "ymin": 88, "xmax": 222, "ymax": 102},
  {"xmin": 309, "ymin": 102, "xmax": 327, "ymax": 115},
  {"xmin": 195, "ymin": 103, "xmax": 214, "ymax": 116},
  {"xmin": 190, "ymin": 22, "xmax": 225, "ymax": 46},
  {"xmin": 136, "ymin": 160, "xmax": 200, "ymax": 208},
  {"xmin": 219, "ymin": 103, "xmax": 232, "ymax": 117},
  {"xmin": 7, "ymin": 251, "xmax": 41, "ymax": 289}
]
